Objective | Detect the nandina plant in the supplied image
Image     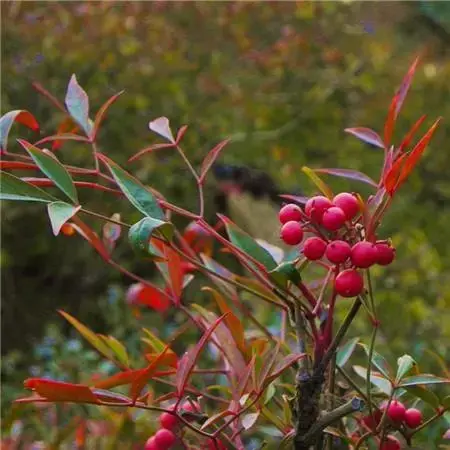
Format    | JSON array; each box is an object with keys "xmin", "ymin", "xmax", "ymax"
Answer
[{"xmin": 1, "ymin": 59, "xmax": 449, "ymax": 450}]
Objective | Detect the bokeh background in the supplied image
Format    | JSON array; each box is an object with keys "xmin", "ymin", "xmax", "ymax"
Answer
[{"xmin": 1, "ymin": 1, "xmax": 449, "ymax": 448}]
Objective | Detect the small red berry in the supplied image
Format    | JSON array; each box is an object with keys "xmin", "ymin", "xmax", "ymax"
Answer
[
  {"xmin": 386, "ymin": 400, "xmax": 406, "ymax": 423},
  {"xmin": 154, "ymin": 428, "xmax": 176, "ymax": 449},
  {"xmin": 303, "ymin": 237, "xmax": 327, "ymax": 260},
  {"xmin": 144, "ymin": 437, "xmax": 159, "ymax": 450},
  {"xmin": 333, "ymin": 192, "xmax": 360, "ymax": 220},
  {"xmin": 361, "ymin": 409, "xmax": 382, "ymax": 430},
  {"xmin": 321, "ymin": 207, "xmax": 346, "ymax": 230},
  {"xmin": 376, "ymin": 243, "xmax": 396, "ymax": 266},
  {"xmin": 404, "ymin": 408, "xmax": 423, "ymax": 428},
  {"xmin": 61, "ymin": 223, "xmax": 75, "ymax": 236},
  {"xmin": 305, "ymin": 196, "xmax": 332, "ymax": 222},
  {"xmin": 325, "ymin": 240, "xmax": 351, "ymax": 264},
  {"xmin": 351, "ymin": 241, "xmax": 378, "ymax": 268},
  {"xmin": 380, "ymin": 435, "xmax": 401, "ymax": 450},
  {"xmin": 335, "ymin": 269, "xmax": 364, "ymax": 297},
  {"xmin": 280, "ymin": 221, "xmax": 304, "ymax": 245},
  {"xmin": 159, "ymin": 412, "xmax": 178, "ymax": 430},
  {"xmin": 279, "ymin": 203, "xmax": 303, "ymax": 224}
]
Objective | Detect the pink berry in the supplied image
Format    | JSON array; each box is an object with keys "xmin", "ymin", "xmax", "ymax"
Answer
[
  {"xmin": 321, "ymin": 206, "xmax": 346, "ymax": 231},
  {"xmin": 351, "ymin": 241, "xmax": 378, "ymax": 268},
  {"xmin": 279, "ymin": 203, "xmax": 303, "ymax": 224},
  {"xmin": 280, "ymin": 221, "xmax": 304, "ymax": 245},
  {"xmin": 335, "ymin": 269, "xmax": 364, "ymax": 297},
  {"xmin": 376, "ymin": 243, "xmax": 396, "ymax": 266},
  {"xmin": 154, "ymin": 428, "xmax": 176, "ymax": 449},
  {"xmin": 404, "ymin": 408, "xmax": 423, "ymax": 428},
  {"xmin": 386, "ymin": 400, "xmax": 406, "ymax": 423},
  {"xmin": 325, "ymin": 240, "xmax": 351, "ymax": 264},
  {"xmin": 159, "ymin": 412, "xmax": 178, "ymax": 430},
  {"xmin": 333, "ymin": 192, "xmax": 360, "ymax": 220},
  {"xmin": 361, "ymin": 409, "xmax": 382, "ymax": 430},
  {"xmin": 303, "ymin": 237, "xmax": 327, "ymax": 260},
  {"xmin": 144, "ymin": 437, "xmax": 159, "ymax": 450},
  {"xmin": 380, "ymin": 435, "xmax": 401, "ymax": 450},
  {"xmin": 305, "ymin": 196, "xmax": 332, "ymax": 222}
]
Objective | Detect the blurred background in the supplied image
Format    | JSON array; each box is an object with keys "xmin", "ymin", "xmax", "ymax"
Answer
[{"xmin": 1, "ymin": 1, "xmax": 449, "ymax": 448}]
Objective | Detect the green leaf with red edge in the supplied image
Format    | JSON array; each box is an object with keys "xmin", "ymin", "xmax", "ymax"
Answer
[
  {"xmin": 199, "ymin": 138, "xmax": 231, "ymax": 183},
  {"xmin": 128, "ymin": 218, "xmax": 174, "ymax": 257},
  {"xmin": 353, "ymin": 366, "xmax": 392, "ymax": 395},
  {"xmin": 97, "ymin": 153, "xmax": 164, "ymax": 220},
  {"xmin": 344, "ymin": 127, "xmax": 384, "ymax": 149},
  {"xmin": 404, "ymin": 386, "xmax": 440, "ymax": 409},
  {"xmin": 398, "ymin": 115, "xmax": 426, "ymax": 154},
  {"xmin": 47, "ymin": 202, "xmax": 81, "ymax": 236},
  {"xmin": 65, "ymin": 75, "xmax": 92, "ymax": 135},
  {"xmin": 264, "ymin": 353, "xmax": 305, "ymax": 387},
  {"xmin": 0, "ymin": 110, "xmax": 39, "ymax": 151},
  {"xmin": 219, "ymin": 215, "xmax": 277, "ymax": 271},
  {"xmin": 90, "ymin": 91, "xmax": 124, "ymax": 141},
  {"xmin": 395, "ymin": 354, "xmax": 416, "ymax": 384},
  {"xmin": 398, "ymin": 374, "xmax": 450, "ymax": 388},
  {"xmin": 176, "ymin": 314, "xmax": 228, "ymax": 396},
  {"xmin": 360, "ymin": 344, "xmax": 392, "ymax": 380},
  {"xmin": 0, "ymin": 171, "xmax": 55, "ymax": 203},
  {"xmin": 302, "ymin": 166, "xmax": 333, "ymax": 199},
  {"xmin": 313, "ymin": 168, "xmax": 378, "ymax": 188},
  {"xmin": 336, "ymin": 337, "xmax": 359, "ymax": 368},
  {"xmin": 70, "ymin": 217, "xmax": 110, "ymax": 261},
  {"xmin": 149, "ymin": 117, "xmax": 175, "ymax": 143}
]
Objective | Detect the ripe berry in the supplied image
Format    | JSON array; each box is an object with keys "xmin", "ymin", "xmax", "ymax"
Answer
[
  {"xmin": 321, "ymin": 207, "xmax": 346, "ymax": 230},
  {"xmin": 303, "ymin": 237, "xmax": 327, "ymax": 260},
  {"xmin": 279, "ymin": 203, "xmax": 303, "ymax": 224},
  {"xmin": 61, "ymin": 223, "xmax": 75, "ymax": 236},
  {"xmin": 154, "ymin": 428, "xmax": 176, "ymax": 449},
  {"xmin": 351, "ymin": 241, "xmax": 378, "ymax": 268},
  {"xmin": 335, "ymin": 269, "xmax": 364, "ymax": 297},
  {"xmin": 380, "ymin": 435, "xmax": 401, "ymax": 450},
  {"xmin": 159, "ymin": 412, "xmax": 178, "ymax": 430},
  {"xmin": 182, "ymin": 400, "xmax": 200, "ymax": 413},
  {"xmin": 333, "ymin": 192, "xmax": 360, "ymax": 220},
  {"xmin": 361, "ymin": 409, "xmax": 382, "ymax": 430},
  {"xmin": 144, "ymin": 437, "xmax": 159, "ymax": 450},
  {"xmin": 280, "ymin": 221, "xmax": 304, "ymax": 245},
  {"xmin": 325, "ymin": 240, "xmax": 351, "ymax": 264},
  {"xmin": 305, "ymin": 196, "xmax": 332, "ymax": 222},
  {"xmin": 404, "ymin": 408, "xmax": 423, "ymax": 428},
  {"xmin": 386, "ymin": 400, "xmax": 406, "ymax": 423},
  {"xmin": 376, "ymin": 243, "xmax": 396, "ymax": 266}
]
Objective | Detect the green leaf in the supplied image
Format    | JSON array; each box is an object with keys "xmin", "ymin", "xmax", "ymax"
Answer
[
  {"xmin": 141, "ymin": 328, "xmax": 167, "ymax": 354},
  {"xmin": 404, "ymin": 386, "xmax": 440, "ymax": 409},
  {"xmin": 99, "ymin": 335, "xmax": 129, "ymax": 367},
  {"xmin": 398, "ymin": 375, "xmax": 450, "ymax": 388},
  {"xmin": 302, "ymin": 166, "xmax": 333, "ymax": 199},
  {"xmin": 18, "ymin": 139, "xmax": 78, "ymax": 203},
  {"xmin": 353, "ymin": 365, "xmax": 392, "ymax": 395},
  {"xmin": 47, "ymin": 202, "xmax": 81, "ymax": 236},
  {"xmin": 65, "ymin": 74, "xmax": 92, "ymax": 135},
  {"xmin": 336, "ymin": 337, "xmax": 360, "ymax": 368},
  {"xmin": 269, "ymin": 261, "xmax": 301, "ymax": 288},
  {"xmin": 0, "ymin": 171, "xmax": 55, "ymax": 203},
  {"xmin": 395, "ymin": 354, "xmax": 417, "ymax": 384},
  {"xmin": 128, "ymin": 217, "xmax": 173, "ymax": 256},
  {"xmin": 219, "ymin": 215, "xmax": 277, "ymax": 271},
  {"xmin": 360, "ymin": 344, "xmax": 392, "ymax": 380},
  {"xmin": 0, "ymin": 110, "xmax": 39, "ymax": 151},
  {"xmin": 97, "ymin": 154, "xmax": 164, "ymax": 220}
]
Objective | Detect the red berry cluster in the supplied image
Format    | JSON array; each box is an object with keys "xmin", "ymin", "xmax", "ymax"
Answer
[{"xmin": 278, "ymin": 193, "xmax": 396, "ymax": 298}]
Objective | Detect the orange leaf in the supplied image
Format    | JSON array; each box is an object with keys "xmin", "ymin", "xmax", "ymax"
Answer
[{"xmin": 71, "ymin": 217, "xmax": 111, "ymax": 261}]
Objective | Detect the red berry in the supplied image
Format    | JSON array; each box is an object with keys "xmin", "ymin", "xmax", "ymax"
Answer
[
  {"xmin": 386, "ymin": 400, "xmax": 406, "ymax": 423},
  {"xmin": 144, "ymin": 437, "xmax": 159, "ymax": 450},
  {"xmin": 351, "ymin": 241, "xmax": 378, "ymax": 268},
  {"xmin": 404, "ymin": 408, "xmax": 422, "ymax": 428},
  {"xmin": 325, "ymin": 240, "xmax": 351, "ymax": 264},
  {"xmin": 335, "ymin": 269, "xmax": 364, "ymax": 297},
  {"xmin": 321, "ymin": 207, "xmax": 346, "ymax": 230},
  {"xmin": 154, "ymin": 428, "xmax": 176, "ymax": 449},
  {"xmin": 280, "ymin": 221, "xmax": 304, "ymax": 245},
  {"xmin": 61, "ymin": 223, "xmax": 75, "ymax": 236},
  {"xmin": 279, "ymin": 203, "xmax": 303, "ymax": 224},
  {"xmin": 303, "ymin": 237, "xmax": 327, "ymax": 260},
  {"xmin": 361, "ymin": 409, "xmax": 382, "ymax": 430},
  {"xmin": 159, "ymin": 412, "xmax": 178, "ymax": 430},
  {"xmin": 380, "ymin": 435, "xmax": 401, "ymax": 450},
  {"xmin": 305, "ymin": 196, "xmax": 332, "ymax": 222},
  {"xmin": 333, "ymin": 192, "xmax": 360, "ymax": 220},
  {"xmin": 376, "ymin": 243, "xmax": 396, "ymax": 266}
]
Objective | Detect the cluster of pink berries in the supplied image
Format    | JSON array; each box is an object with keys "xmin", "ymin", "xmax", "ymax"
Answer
[{"xmin": 278, "ymin": 193, "xmax": 396, "ymax": 297}]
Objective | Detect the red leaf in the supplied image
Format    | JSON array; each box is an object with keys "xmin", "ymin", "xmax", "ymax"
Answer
[
  {"xmin": 35, "ymin": 133, "xmax": 90, "ymax": 147},
  {"xmin": 313, "ymin": 168, "xmax": 377, "ymax": 187},
  {"xmin": 0, "ymin": 110, "xmax": 39, "ymax": 151},
  {"xmin": 50, "ymin": 117, "xmax": 80, "ymax": 151},
  {"xmin": 199, "ymin": 139, "xmax": 231, "ymax": 183},
  {"xmin": 93, "ymin": 369, "xmax": 145, "ymax": 390},
  {"xmin": 398, "ymin": 115, "xmax": 426, "ymax": 154},
  {"xmin": 126, "ymin": 282, "xmax": 171, "ymax": 312},
  {"xmin": 384, "ymin": 98, "xmax": 397, "ymax": 148},
  {"xmin": 0, "ymin": 161, "xmax": 38, "ymax": 171},
  {"xmin": 91, "ymin": 91, "xmax": 124, "ymax": 141},
  {"xmin": 70, "ymin": 217, "xmax": 111, "ymax": 261},
  {"xmin": 176, "ymin": 125, "xmax": 188, "ymax": 144},
  {"xmin": 264, "ymin": 353, "xmax": 305, "ymax": 386},
  {"xmin": 344, "ymin": 127, "xmax": 384, "ymax": 149},
  {"xmin": 384, "ymin": 153, "xmax": 408, "ymax": 195},
  {"xmin": 128, "ymin": 143, "xmax": 176, "ymax": 162}
]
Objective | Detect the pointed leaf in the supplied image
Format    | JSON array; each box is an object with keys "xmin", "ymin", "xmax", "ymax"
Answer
[
  {"xmin": 97, "ymin": 153, "xmax": 164, "ymax": 219},
  {"xmin": 128, "ymin": 218, "xmax": 173, "ymax": 256},
  {"xmin": 398, "ymin": 115, "xmax": 426, "ymax": 154},
  {"xmin": 70, "ymin": 217, "xmax": 111, "ymax": 262},
  {"xmin": 242, "ymin": 412, "xmax": 260, "ymax": 430},
  {"xmin": 395, "ymin": 355, "xmax": 416, "ymax": 384},
  {"xmin": 344, "ymin": 127, "xmax": 384, "ymax": 149},
  {"xmin": 200, "ymin": 139, "xmax": 231, "ymax": 183},
  {"xmin": 127, "ymin": 283, "xmax": 172, "ymax": 312},
  {"xmin": 0, "ymin": 110, "xmax": 39, "ymax": 150},
  {"xmin": 47, "ymin": 202, "xmax": 81, "ymax": 236},
  {"xmin": 128, "ymin": 143, "xmax": 175, "ymax": 162},
  {"xmin": 269, "ymin": 261, "xmax": 301, "ymax": 288},
  {"xmin": 360, "ymin": 344, "xmax": 392, "ymax": 380},
  {"xmin": 404, "ymin": 386, "xmax": 440, "ymax": 409},
  {"xmin": 91, "ymin": 91, "xmax": 124, "ymax": 141},
  {"xmin": 336, "ymin": 337, "xmax": 359, "ymax": 368},
  {"xmin": 384, "ymin": 152, "xmax": 408, "ymax": 195},
  {"xmin": 0, "ymin": 171, "xmax": 55, "ymax": 202},
  {"xmin": 264, "ymin": 353, "xmax": 305, "ymax": 386},
  {"xmin": 353, "ymin": 366, "xmax": 392, "ymax": 395},
  {"xmin": 65, "ymin": 74, "xmax": 92, "ymax": 135},
  {"xmin": 302, "ymin": 166, "xmax": 333, "ymax": 199},
  {"xmin": 394, "ymin": 56, "xmax": 420, "ymax": 118},
  {"xmin": 142, "ymin": 328, "xmax": 168, "ymax": 354},
  {"xmin": 398, "ymin": 375, "xmax": 450, "ymax": 388},
  {"xmin": 200, "ymin": 253, "xmax": 237, "ymax": 298},
  {"xmin": 18, "ymin": 139, "xmax": 78, "ymax": 203},
  {"xmin": 313, "ymin": 168, "xmax": 377, "ymax": 187},
  {"xmin": 100, "ymin": 335, "xmax": 129, "ymax": 367},
  {"xmin": 149, "ymin": 117, "xmax": 175, "ymax": 143},
  {"xmin": 93, "ymin": 369, "xmax": 144, "ymax": 390},
  {"xmin": 176, "ymin": 125, "xmax": 188, "ymax": 143}
]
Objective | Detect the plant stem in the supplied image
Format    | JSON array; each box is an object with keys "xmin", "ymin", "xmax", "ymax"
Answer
[{"xmin": 80, "ymin": 208, "xmax": 131, "ymax": 228}]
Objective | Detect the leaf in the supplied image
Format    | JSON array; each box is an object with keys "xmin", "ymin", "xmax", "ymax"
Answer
[
  {"xmin": 344, "ymin": 127, "xmax": 384, "ymax": 149},
  {"xmin": 70, "ymin": 217, "xmax": 111, "ymax": 262},
  {"xmin": 353, "ymin": 365, "xmax": 392, "ymax": 395},
  {"xmin": 65, "ymin": 74, "xmax": 92, "ymax": 135},
  {"xmin": 93, "ymin": 369, "xmax": 144, "ymax": 390},
  {"xmin": 142, "ymin": 328, "xmax": 168, "ymax": 354},
  {"xmin": 269, "ymin": 261, "xmax": 301, "ymax": 288},
  {"xmin": 404, "ymin": 386, "xmax": 440, "ymax": 409},
  {"xmin": 395, "ymin": 355, "xmax": 416, "ymax": 384},
  {"xmin": 278, "ymin": 194, "xmax": 309, "ymax": 205},
  {"xmin": 336, "ymin": 337, "xmax": 359, "ymax": 368},
  {"xmin": 301, "ymin": 166, "xmax": 333, "ymax": 199},
  {"xmin": 128, "ymin": 143, "xmax": 176, "ymax": 162},
  {"xmin": 219, "ymin": 215, "xmax": 277, "ymax": 271},
  {"xmin": 97, "ymin": 153, "xmax": 164, "ymax": 219},
  {"xmin": 99, "ymin": 335, "xmax": 129, "ymax": 367},
  {"xmin": 398, "ymin": 375, "xmax": 450, "ymax": 388},
  {"xmin": 360, "ymin": 344, "xmax": 392, "ymax": 380},
  {"xmin": 35, "ymin": 133, "xmax": 89, "ymax": 147},
  {"xmin": 199, "ymin": 139, "xmax": 231, "ymax": 183},
  {"xmin": 128, "ymin": 218, "xmax": 173, "ymax": 256},
  {"xmin": 264, "ymin": 353, "xmax": 305, "ymax": 386},
  {"xmin": 51, "ymin": 117, "xmax": 80, "ymax": 151},
  {"xmin": 149, "ymin": 117, "xmax": 175, "ymax": 143},
  {"xmin": 47, "ymin": 202, "xmax": 81, "ymax": 236},
  {"xmin": 18, "ymin": 139, "xmax": 78, "ymax": 203},
  {"xmin": 200, "ymin": 253, "xmax": 237, "ymax": 299},
  {"xmin": 0, "ymin": 171, "xmax": 55, "ymax": 203},
  {"xmin": 398, "ymin": 115, "xmax": 426, "ymax": 154},
  {"xmin": 242, "ymin": 412, "xmax": 259, "ymax": 430},
  {"xmin": 91, "ymin": 91, "xmax": 124, "ymax": 141},
  {"xmin": 127, "ymin": 283, "xmax": 172, "ymax": 312},
  {"xmin": 384, "ymin": 152, "xmax": 409, "ymax": 195},
  {"xmin": 0, "ymin": 110, "xmax": 39, "ymax": 150},
  {"xmin": 313, "ymin": 168, "xmax": 378, "ymax": 188},
  {"xmin": 176, "ymin": 125, "xmax": 188, "ymax": 143}
]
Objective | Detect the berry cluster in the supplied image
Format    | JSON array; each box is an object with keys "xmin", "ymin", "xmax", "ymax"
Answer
[{"xmin": 279, "ymin": 193, "xmax": 396, "ymax": 298}]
